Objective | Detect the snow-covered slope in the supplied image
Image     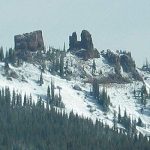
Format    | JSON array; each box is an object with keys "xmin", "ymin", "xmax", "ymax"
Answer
[{"xmin": 0, "ymin": 53, "xmax": 150, "ymax": 136}]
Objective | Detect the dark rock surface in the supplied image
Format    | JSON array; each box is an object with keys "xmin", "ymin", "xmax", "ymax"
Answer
[
  {"xmin": 120, "ymin": 53, "xmax": 135, "ymax": 73},
  {"xmin": 69, "ymin": 30, "xmax": 93, "ymax": 51},
  {"xmin": 69, "ymin": 32, "xmax": 79, "ymax": 50},
  {"xmin": 68, "ymin": 30, "xmax": 99, "ymax": 60},
  {"xmin": 102, "ymin": 50, "xmax": 121, "ymax": 75},
  {"xmin": 14, "ymin": 30, "xmax": 44, "ymax": 52},
  {"xmin": 102, "ymin": 50, "xmax": 142, "ymax": 81},
  {"xmin": 80, "ymin": 30, "xmax": 93, "ymax": 50}
]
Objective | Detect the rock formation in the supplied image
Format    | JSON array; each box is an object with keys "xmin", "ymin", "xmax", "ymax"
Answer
[
  {"xmin": 102, "ymin": 50, "xmax": 142, "ymax": 81},
  {"xmin": 80, "ymin": 30, "xmax": 94, "ymax": 50},
  {"xmin": 14, "ymin": 30, "xmax": 44, "ymax": 52},
  {"xmin": 68, "ymin": 30, "xmax": 99, "ymax": 60},
  {"xmin": 69, "ymin": 32, "xmax": 78, "ymax": 50},
  {"xmin": 120, "ymin": 53, "xmax": 135, "ymax": 73}
]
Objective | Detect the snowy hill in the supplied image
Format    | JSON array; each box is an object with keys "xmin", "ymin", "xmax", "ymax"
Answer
[{"xmin": 1, "ymin": 51, "xmax": 150, "ymax": 136}]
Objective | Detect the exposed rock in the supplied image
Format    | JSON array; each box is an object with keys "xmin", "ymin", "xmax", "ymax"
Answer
[
  {"xmin": 75, "ymin": 49, "xmax": 100, "ymax": 60},
  {"xmin": 81, "ymin": 30, "xmax": 93, "ymax": 50},
  {"xmin": 73, "ymin": 84, "xmax": 82, "ymax": 91},
  {"xmin": 68, "ymin": 30, "xmax": 99, "ymax": 60},
  {"xmin": 120, "ymin": 52, "xmax": 142, "ymax": 81},
  {"xmin": 120, "ymin": 52, "xmax": 135, "ymax": 73},
  {"xmin": 14, "ymin": 30, "xmax": 44, "ymax": 52},
  {"xmin": 102, "ymin": 50, "xmax": 121, "ymax": 75},
  {"xmin": 69, "ymin": 32, "xmax": 79, "ymax": 50},
  {"xmin": 99, "ymin": 74, "xmax": 132, "ymax": 84},
  {"xmin": 102, "ymin": 50, "xmax": 142, "ymax": 81},
  {"xmin": 102, "ymin": 50, "xmax": 119, "ymax": 65}
]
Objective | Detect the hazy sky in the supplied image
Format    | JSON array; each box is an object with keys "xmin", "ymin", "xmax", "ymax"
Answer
[{"xmin": 0, "ymin": 0, "xmax": 150, "ymax": 66}]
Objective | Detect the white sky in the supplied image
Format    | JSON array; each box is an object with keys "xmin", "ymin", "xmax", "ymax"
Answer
[{"xmin": 0, "ymin": 0, "xmax": 150, "ymax": 66}]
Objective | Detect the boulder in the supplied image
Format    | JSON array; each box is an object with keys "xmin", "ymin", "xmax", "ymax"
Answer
[
  {"xmin": 14, "ymin": 30, "xmax": 44, "ymax": 52},
  {"xmin": 73, "ymin": 84, "xmax": 82, "ymax": 91}
]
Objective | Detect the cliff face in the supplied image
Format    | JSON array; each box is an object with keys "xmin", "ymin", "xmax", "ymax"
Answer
[
  {"xmin": 14, "ymin": 30, "xmax": 44, "ymax": 52},
  {"xmin": 102, "ymin": 50, "xmax": 142, "ymax": 81},
  {"xmin": 69, "ymin": 30, "xmax": 93, "ymax": 51},
  {"xmin": 68, "ymin": 30, "xmax": 99, "ymax": 60},
  {"xmin": 80, "ymin": 30, "xmax": 94, "ymax": 50}
]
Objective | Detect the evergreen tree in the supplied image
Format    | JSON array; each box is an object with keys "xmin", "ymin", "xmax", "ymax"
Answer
[
  {"xmin": 0, "ymin": 87, "xmax": 148, "ymax": 149},
  {"xmin": 55, "ymin": 50, "xmax": 60, "ymax": 72},
  {"xmin": 133, "ymin": 89, "xmax": 136, "ymax": 98},
  {"xmin": 5, "ymin": 51, "xmax": 9, "ymax": 59},
  {"xmin": 92, "ymin": 60, "xmax": 96, "ymax": 74},
  {"xmin": 63, "ymin": 42, "xmax": 66, "ymax": 52},
  {"xmin": 29, "ymin": 94, "xmax": 32, "ymax": 106},
  {"xmin": 131, "ymin": 119, "xmax": 137, "ymax": 136},
  {"xmin": 113, "ymin": 110, "xmax": 117, "ymax": 131},
  {"xmin": 51, "ymin": 79, "xmax": 55, "ymax": 105},
  {"xmin": 4, "ymin": 61, "xmax": 9, "ymax": 75},
  {"xmin": 60, "ymin": 53, "xmax": 64, "ymax": 77},
  {"xmin": 118, "ymin": 106, "xmax": 121, "ymax": 123},
  {"xmin": 92, "ymin": 78, "xmax": 99, "ymax": 100},
  {"xmin": 8, "ymin": 48, "xmax": 16, "ymax": 64},
  {"xmin": 47, "ymin": 86, "xmax": 51, "ymax": 109},
  {"xmin": 39, "ymin": 71, "xmax": 44, "ymax": 86},
  {"xmin": 137, "ymin": 117, "xmax": 143, "ymax": 127},
  {"xmin": 100, "ymin": 88, "xmax": 110, "ymax": 111},
  {"xmin": 12, "ymin": 89, "xmax": 16, "ymax": 108},
  {"xmin": 23, "ymin": 93, "xmax": 27, "ymax": 107},
  {"xmin": 0, "ymin": 46, "xmax": 4, "ymax": 61}
]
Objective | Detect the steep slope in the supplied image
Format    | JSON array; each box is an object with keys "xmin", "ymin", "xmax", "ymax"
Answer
[{"xmin": 0, "ymin": 52, "xmax": 150, "ymax": 136}]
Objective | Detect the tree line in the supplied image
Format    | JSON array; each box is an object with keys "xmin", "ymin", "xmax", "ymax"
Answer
[{"xmin": 0, "ymin": 87, "xmax": 149, "ymax": 149}]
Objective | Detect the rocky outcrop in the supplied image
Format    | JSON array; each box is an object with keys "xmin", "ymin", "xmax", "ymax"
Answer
[
  {"xmin": 102, "ymin": 50, "xmax": 121, "ymax": 75},
  {"xmin": 120, "ymin": 52, "xmax": 142, "ymax": 81},
  {"xmin": 81, "ymin": 30, "xmax": 94, "ymax": 50},
  {"xmin": 14, "ymin": 30, "xmax": 44, "ymax": 52},
  {"xmin": 69, "ymin": 32, "xmax": 78, "ymax": 50},
  {"xmin": 68, "ymin": 30, "xmax": 99, "ymax": 60},
  {"xmin": 120, "ymin": 53, "xmax": 135, "ymax": 73},
  {"xmin": 102, "ymin": 50, "xmax": 142, "ymax": 81}
]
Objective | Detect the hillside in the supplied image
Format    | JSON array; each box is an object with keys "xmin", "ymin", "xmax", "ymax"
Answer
[{"xmin": 1, "ymin": 48, "xmax": 150, "ymax": 137}]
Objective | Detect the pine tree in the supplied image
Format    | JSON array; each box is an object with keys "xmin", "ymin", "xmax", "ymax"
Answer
[
  {"xmin": 55, "ymin": 50, "xmax": 60, "ymax": 72},
  {"xmin": 4, "ymin": 61, "xmax": 9, "ymax": 75},
  {"xmin": 12, "ymin": 90, "xmax": 16, "ymax": 108},
  {"xmin": 63, "ymin": 42, "xmax": 66, "ymax": 52},
  {"xmin": 5, "ymin": 51, "xmax": 9, "ymax": 59},
  {"xmin": 57, "ymin": 86, "xmax": 62, "ymax": 103},
  {"xmin": 39, "ymin": 71, "xmax": 44, "ymax": 86},
  {"xmin": 92, "ymin": 78, "xmax": 99, "ymax": 100},
  {"xmin": 118, "ymin": 106, "xmax": 121, "ymax": 123},
  {"xmin": 0, "ymin": 47, "xmax": 4, "ymax": 61},
  {"xmin": 131, "ymin": 119, "xmax": 137, "ymax": 136},
  {"xmin": 47, "ymin": 86, "xmax": 51, "ymax": 109},
  {"xmin": 5, "ymin": 87, "xmax": 11, "ymax": 107},
  {"xmin": 23, "ymin": 94, "xmax": 27, "ymax": 107},
  {"xmin": 29, "ymin": 94, "xmax": 32, "ymax": 106},
  {"xmin": 137, "ymin": 117, "xmax": 143, "ymax": 127},
  {"xmin": 60, "ymin": 53, "xmax": 64, "ymax": 77},
  {"xmin": 51, "ymin": 79, "xmax": 55, "ymax": 105},
  {"xmin": 124, "ymin": 109, "xmax": 127, "ymax": 118},
  {"xmin": 133, "ymin": 89, "xmax": 136, "ymax": 98},
  {"xmin": 92, "ymin": 60, "xmax": 96, "ymax": 74},
  {"xmin": 100, "ymin": 88, "xmax": 110, "ymax": 111},
  {"xmin": 8, "ymin": 48, "xmax": 16, "ymax": 64},
  {"xmin": 113, "ymin": 110, "xmax": 117, "ymax": 131}
]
